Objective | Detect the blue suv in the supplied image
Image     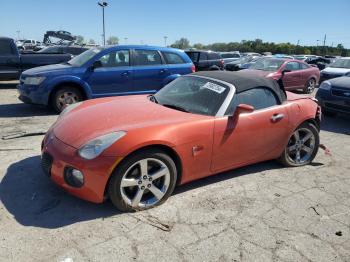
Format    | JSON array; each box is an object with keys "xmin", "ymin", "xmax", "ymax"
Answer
[{"xmin": 18, "ymin": 45, "xmax": 195, "ymax": 112}]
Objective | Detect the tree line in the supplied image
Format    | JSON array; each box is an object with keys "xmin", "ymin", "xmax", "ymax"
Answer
[{"xmin": 170, "ymin": 38, "xmax": 349, "ymax": 57}]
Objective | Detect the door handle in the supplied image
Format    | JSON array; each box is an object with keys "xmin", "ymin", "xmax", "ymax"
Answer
[
  {"xmin": 121, "ymin": 71, "xmax": 131, "ymax": 76},
  {"xmin": 159, "ymin": 69, "xmax": 167, "ymax": 74},
  {"xmin": 271, "ymin": 113, "xmax": 284, "ymax": 122}
]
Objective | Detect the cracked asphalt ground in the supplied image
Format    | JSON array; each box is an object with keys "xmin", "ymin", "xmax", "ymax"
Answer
[{"xmin": 0, "ymin": 81, "xmax": 350, "ymax": 262}]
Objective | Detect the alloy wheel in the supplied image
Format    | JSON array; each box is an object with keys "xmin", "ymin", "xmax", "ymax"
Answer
[
  {"xmin": 57, "ymin": 91, "xmax": 79, "ymax": 111},
  {"xmin": 286, "ymin": 128, "xmax": 316, "ymax": 164},
  {"xmin": 120, "ymin": 158, "xmax": 170, "ymax": 209},
  {"xmin": 306, "ymin": 79, "xmax": 316, "ymax": 93}
]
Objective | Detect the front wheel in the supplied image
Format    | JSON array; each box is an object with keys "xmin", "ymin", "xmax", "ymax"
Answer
[
  {"xmin": 51, "ymin": 86, "xmax": 83, "ymax": 113},
  {"xmin": 278, "ymin": 122, "xmax": 319, "ymax": 167},
  {"xmin": 108, "ymin": 150, "xmax": 177, "ymax": 212}
]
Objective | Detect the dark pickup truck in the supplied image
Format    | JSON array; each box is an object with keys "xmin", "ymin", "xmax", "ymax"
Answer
[
  {"xmin": 185, "ymin": 50, "xmax": 225, "ymax": 71},
  {"xmin": 0, "ymin": 37, "xmax": 72, "ymax": 80}
]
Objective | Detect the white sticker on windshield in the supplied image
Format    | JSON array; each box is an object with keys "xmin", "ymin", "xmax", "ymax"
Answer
[{"xmin": 203, "ymin": 82, "xmax": 226, "ymax": 94}]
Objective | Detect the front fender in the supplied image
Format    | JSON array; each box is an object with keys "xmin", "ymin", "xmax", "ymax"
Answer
[{"xmin": 45, "ymin": 76, "xmax": 93, "ymax": 100}]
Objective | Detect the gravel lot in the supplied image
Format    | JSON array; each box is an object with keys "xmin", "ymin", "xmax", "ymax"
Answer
[{"xmin": 0, "ymin": 81, "xmax": 349, "ymax": 262}]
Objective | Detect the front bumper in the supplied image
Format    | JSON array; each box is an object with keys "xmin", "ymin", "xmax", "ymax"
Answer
[
  {"xmin": 316, "ymin": 88, "xmax": 350, "ymax": 114},
  {"xmin": 17, "ymin": 82, "xmax": 49, "ymax": 106},
  {"xmin": 41, "ymin": 132, "xmax": 122, "ymax": 203}
]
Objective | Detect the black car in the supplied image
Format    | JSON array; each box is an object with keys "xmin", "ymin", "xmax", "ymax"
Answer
[
  {"xmin": 185, "ymin": 50, "xmax": 224, "ymax": 71},
  {"xmin": 305, "ymin": 57, "xmax": 333, "ymax": 70},
  {"xmin": 0, "ymin": 37, "xmax": 72, "ymax": 80},
  {"xmin": 37, "ymin": 46, "xmax": 89, "ymax": 56},
  {"xmin": 316, "ymin": 75, "xmax": 350, "ymax": 116}
]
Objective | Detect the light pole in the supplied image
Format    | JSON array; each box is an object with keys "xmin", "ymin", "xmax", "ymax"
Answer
[
  {"xmin": 98, "ymin": 2, "xmax": 108, "ymax": 46},
  {"xmin": 164, "ymin": 36, "xmax": 168, "ymax": 47}
]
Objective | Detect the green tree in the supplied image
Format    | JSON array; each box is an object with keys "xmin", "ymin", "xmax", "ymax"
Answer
[
  {"xmin": 171, "ymin": 38, "xmax": 190, "ymax": 49},
  {"xmin": 107, "ymin": 36, "xmax": 119, "ymax": 45},
  {"xmin": 76, "ymin": 35, "xmax": 84, "ymax": 44}
]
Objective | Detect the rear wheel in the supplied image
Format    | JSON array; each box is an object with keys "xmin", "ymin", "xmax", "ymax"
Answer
[
  {"xmin": 51, "ymin": 86, "xmax": 83, "ymax": 113},
  {"xmin": 278, "ymin": 122, "xmax": 319, "ymax": 167},
  {"xmin": 304, "ymin": 78, "xmax": 316, "ymax": 94},
  {"xmin": 108, "ymin": 150, "xmax": 177, "ymax": 212}
]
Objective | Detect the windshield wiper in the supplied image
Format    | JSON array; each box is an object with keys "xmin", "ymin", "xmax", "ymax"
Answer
[
  {"xmin": 148, "ymin": 94, "xmax": 158, "ymax": 104},
  {"xmin": 161, "ymin": 104, "xmax": 189, "ymax": 113}
]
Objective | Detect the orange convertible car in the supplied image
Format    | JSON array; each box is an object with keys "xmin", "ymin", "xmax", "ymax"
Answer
[{"xmin": 41, "ymin": 71, "xmax": 321, "ymax": 211}]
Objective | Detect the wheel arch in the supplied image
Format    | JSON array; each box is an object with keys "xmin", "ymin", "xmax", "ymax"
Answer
[{"xmin": 49, "ymin": 81, "xmax": 88, "ymax": 105}]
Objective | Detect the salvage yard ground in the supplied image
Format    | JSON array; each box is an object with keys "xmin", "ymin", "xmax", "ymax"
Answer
[{"xmin": 0, "ymin": 81, "xmax": 350, "ymax": 262}]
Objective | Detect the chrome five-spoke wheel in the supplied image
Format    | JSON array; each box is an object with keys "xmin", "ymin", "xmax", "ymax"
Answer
[
  {"xmin": 279, "ymin": 122, "xmax": 319, "ymax": 167},
  {"xmin": 305, "ymin": 78, "xmax": 316, "ymax": 94},
  {"xmin": 108, "ymin": 150, "xmax": 177, "ymax": 212},
  {"xmin": 120, "ymin": 158, "xmax": 170, "ymax": 209}
]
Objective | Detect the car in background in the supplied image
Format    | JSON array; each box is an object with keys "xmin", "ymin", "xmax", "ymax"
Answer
[
  {"xmin": 41, "ymin": 71, "xmax": 321, "ymax": 211},
  {"xmin": 0, "ymin": 37, "xmax": 73, "ymax": 81},
  {"xmin": 294, "ymin": 55, "xmax": 317, "ymax": 61},
  {"xmin": 316, "ymin": 75, "xmax": 350, "ymax": 116},
  {"xmin": 305, "ymin": 56, "xmax": 334, "ymax": 70},
  {"xmin": 185, "ymin": 50, "xmax": 224, "ymax": 71},
  {"xmin": 37, "ymin": 46, "xmax": 89, "ymax": 56},
  {"xmin": 274, "ymin": 54, "xmax": 294, "ymax": 59},
  {"xmin": 242, "ymin": 52, "xmax": 261, "ymax": 57},
  {"xmin": 18, "ymin": 45, "xmax": 195, "ymax": 112},
  {"xmin": 239, "ymin": 58, "xmax": 320, "ymax": 93},
  {"xmin": 225, "ymin": 56, "xmax": 260, "ymax": 71},
  {"xmin": 320, "ymin": 57, "xmax": 350, "ymax": 82},
  {"xmin": 220, "ymin": 52, "xmax": 241, "ymax": 64}
]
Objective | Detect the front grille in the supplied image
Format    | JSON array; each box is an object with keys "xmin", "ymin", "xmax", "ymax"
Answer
[
  {"xmin": 331, "ymin": 88, "xmax": 350, "ymax": 99},
  {"xmin": 325, "ymin": 102, "xmax": 350, "ymax": 113},
  {"xmin": 41, "ymin": 152, "xmax": 53, "ymax": 177}
]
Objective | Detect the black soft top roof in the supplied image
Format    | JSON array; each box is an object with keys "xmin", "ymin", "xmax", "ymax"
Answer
[{"xmin": 191, "ymin": 71, "xmax": 287, "ymax": 102}]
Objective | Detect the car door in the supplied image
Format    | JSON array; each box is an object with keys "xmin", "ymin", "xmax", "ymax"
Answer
[
  {"xmin": 84, "ymin": 49, "xmax": 134, "ymax": 97},
  {"xmin": 281, "ymin": 61, "xmax": 302, "ymax": 90},
  {"xmin": 132, "ymin": 49, "xmax": 170, "ymax": 93},
  {"xmin": 211, "ymin": 87, "xmax": 290, "ymax": 172},
  {"xmin": 299, "ymin": 62, "xmax": 313, "ymax": 87},
  {"xmin": 0, "ymin": 39, "xmax": 20, "ymax": 80},
  {"xmin": 197, "ymin": 52, "xmax": 209, "ymax": 71}
]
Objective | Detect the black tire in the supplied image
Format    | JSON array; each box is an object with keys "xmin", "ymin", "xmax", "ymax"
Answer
[
  {"xmin": 108, "ymin": 149, "xmax": 177, "ymax": 212},
  {"xmin": 51, "ymin": 86, "xmax": 83, "ymax": 113},
  {"xmin": 278, "ymin": 122, "xmax": 319, "ymax": 167},
  {"xmin": 304, "ymin": 78, "xmax": 316, "ymax": 94}
]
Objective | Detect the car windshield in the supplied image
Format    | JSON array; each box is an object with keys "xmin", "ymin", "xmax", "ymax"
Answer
[
  {"xmin": 328, "ymin": 59, "xmax": 350, "ymax": 69},
  {"xmin": 250, "ymin": 58, "xmax": 284, "ymax": 71},
  {"xmin": 154, "ymin": 76, "xmax": 230, "ymax": 116},
  {"xmin": 68, "ymin": 48, "xmax": 102, "ymax": 67}
]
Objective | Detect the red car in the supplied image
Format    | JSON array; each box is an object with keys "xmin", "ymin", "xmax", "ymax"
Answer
[
  {"xmin": 41, "ymin": 71, "xmax": 321, "ymax": 211},
  {"xmin": 240, "ymin": 58, "xmax": 320, "ymax": 93}
]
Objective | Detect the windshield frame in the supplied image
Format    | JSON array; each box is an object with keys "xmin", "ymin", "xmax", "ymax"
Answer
[{"xmin": 154, "ymin": 75, "xmax": 235, "ymax": 117}]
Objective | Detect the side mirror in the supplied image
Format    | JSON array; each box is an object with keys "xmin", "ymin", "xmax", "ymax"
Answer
[
  {"xmin": 90, "ymin": 60, "xmax": 102, "ymax": 70},
  {"xmin": 231, "ymin": 104, "xmax": 254, "ymax": 118},
  {"xmin": 281, "ymin": 69, "xmax": 291, "ymax": 75}
]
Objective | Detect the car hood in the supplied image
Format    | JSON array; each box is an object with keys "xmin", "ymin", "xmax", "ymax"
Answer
[
  {"xmin": 238, "ymin": 69, "xmax": 272, "ymax": 77},
  {"xmin": 322, "ymin": 67, "xmax": 350, "ymax": 74},
  {"xmin": 328, "ymin": 76, "xmax": 350, "ymax": 89},
  {"xmin": 23, "ymin": 63, "xmax": 72, "ymax": 75},
  {"xmin": 53, "ymin": 95, "xmax": 207, "ymax": 148}
]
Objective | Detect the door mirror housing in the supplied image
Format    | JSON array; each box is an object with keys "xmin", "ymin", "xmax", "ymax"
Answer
[
  {"xmin": 90, "ymin": 60, "xmax": 102, "ymax": 71},
  {"xmin": 231, "ymin": 104, "xmax": 254, "ymax": 118},
  {"xmin": 281, "ymin": 69, "xmax": 291, "ymax": 75}
]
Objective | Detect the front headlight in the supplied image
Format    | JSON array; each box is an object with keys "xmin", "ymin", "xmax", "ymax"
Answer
[
  {"xmin": 23, "ymin": 76, "xmax": 46, "ymax": 85},
  {"xmin": 78, "ymin": 131, "xmax": 126, "ymax": 160},
  {"xmin": 319, "ymin": 81, "xmax": 331, "ymax": 91}
]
